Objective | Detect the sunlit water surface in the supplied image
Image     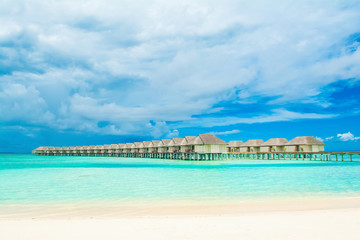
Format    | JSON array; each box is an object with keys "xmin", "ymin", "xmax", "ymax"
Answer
[{"xmin": 1, "ymin": 154, "xmax": 360, "ymax": 204}]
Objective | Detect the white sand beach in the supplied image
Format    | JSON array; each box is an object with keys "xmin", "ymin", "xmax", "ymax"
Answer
[{"xmin": 1, "ymin": 198, "xmax": 360, "ymax": 240}]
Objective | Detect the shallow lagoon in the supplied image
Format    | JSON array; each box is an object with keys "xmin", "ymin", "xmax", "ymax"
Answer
[{"xmin": 1, "ymin": 154, "xmax": 360, "ymax": 204}]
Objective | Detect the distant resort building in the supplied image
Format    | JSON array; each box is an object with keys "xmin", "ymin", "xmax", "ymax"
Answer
[
  {"xmin": 227, "ymin": 141, "xmax": 243, "ymax": 152},
  {"xmin": 240, "ymin": 140, "xmax": 264, "ymax": 153},
  {"xmin": 285, "ymin": 136, "xmax": 325, "ymax": 152},
  {"xmin": 260, "ymin": 138, "xmax": 288, "ymax": 152},
  {"xmin": 33, "ymin": 134, "xmax": 326, "ymax": 160}
]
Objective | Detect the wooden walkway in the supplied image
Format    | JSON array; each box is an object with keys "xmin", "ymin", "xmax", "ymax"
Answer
[{"xmin": 35, "ymin": 151, "xmax": 360, "ymax": 162}]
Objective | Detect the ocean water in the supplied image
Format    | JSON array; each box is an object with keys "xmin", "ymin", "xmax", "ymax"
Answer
[{"xmin": 1, "ymin": 154, "xmax": 360, "ymax": 204}]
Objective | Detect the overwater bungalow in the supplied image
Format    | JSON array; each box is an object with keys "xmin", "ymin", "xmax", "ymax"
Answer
[
  {"xmin": 187, "ymin": 134, "xmax": 227, "ymax": 153},
  {"xmin": 260, "ymin": 138, "xmax": 288, "ymax": 152},
  {"xmin": 84, "ymin": 145, "xmax": 93, "ymax": 156},
  {"xmin": 32, "ymin": 146, "xmax": 46, "ymax": 155},
  {"xmin": 168, "ymin": 138, "xmax": 183, "ymax": 153},
  {"xmin": 227, "ymin": 141, "xmax": 244, "ymax": 152},
  {"xmin": 120, "ymin": 144, "xmax": 127, "ymax": 153},
  {"xmin": 124, "ymin": 143, "xmax": 133, "ymax": 153},
  {"xmin": 93, "ymin": 145, "xmax": 101, "ymax": 156},
  {"xmin": 57, "ymin": 147, "xmax": 64, "ymax": 156},
  {"xmin": 102, "ymin": 145, "xmax": 109, "ymax": 156},
  {"xmin": 240, "ymin": 140, "xmax": 264, "ymax": 152},
  {"xmin": 32, "ymin": 132, "xmax": 334, "ymax": 161},
  {"xmin": 132, "ymin": 142, "xmax": 143, "ymax": 153},
  {"xmin": 78, "ymin": 146, "xmax": 85, "ymax": 156},
  {"xmin": 53, "ymin": 147, "xmax": 59, "ymax": 155},
  {"xmin": 285, "ymin": 136, "xmax": 325, "ymax": 152},
  {"xmin": 158, "ymin": 139, "xmax": 171, "ymax": 153},
  {"xmin": 116, "ymin": 144, "xmax": 124, "ymax": 155},
  {"xmin": 142, "ymin": 141, "xmax": 152, "ymax": 153},
  {"xmin": 180, "ymin": 136, "xmax": 196, "ymax": 153},
  {"xmin": 149, "ymin": 140, "xmax": 161, "ymax": 153},
  {"xmin": 44, "ymin": 147, "xmax": 51, "ymax": 155},
  {"xmin": 130, "ymin": 143, "xmax": 136, "ymax": 153},
  {"xmin": 107, "ymin": 144, "xmax": 116, "ymax": 156},
  {"xmin": 32, "ymin": 146, "xmax": 42, "ymax": 155}
]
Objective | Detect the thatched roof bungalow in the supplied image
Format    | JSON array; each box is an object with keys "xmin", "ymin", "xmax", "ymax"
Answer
[
  {"xmin": 158, "ymin": 139, "xmax": 171, "ymax": 153},
  {"xmin": 142, "ymin": 141, "xmax": 152, "ymax": 153},
  {"xmin": 116, "ymin": 144, "xmax": 125, "ymax": 153},
  {"xmin": 227, "ymin": 141, "xmax": 243, "ymax": 152},
  {"xmin": 240, "ymin": 140, "xmax": 264, "ymax": 152},
  {"xmin": 180, "ymin": 136, "xmax": 196, "ymax": 153},
  {"xmin": 85, "ymin": 145, "xmax": 95, "ymax": 155},
  {"xmin": 285, "ymin": 136, "xmax": 325, "ymax": 152},
  {"xmin": 32, "ymin": 146, "xmax": 47, "ymax": 154},
  {"xmin": 168, "ymin": 138, "xmax": 183, "ymax": 153},
  {"xmin": 149, "ymin": 140, "xmax": 161, "ymax": 153},
  {"xmin": 188, "ymin": 134, "xmax": 227, "ymax": 153},
  {"xmin": 132, "ymin": 142, "xmax": 143, "ymax": 153},
  {"xmin": 123, "ymin": 143, "xmax": 133, "ymax": 153},
  {"xmin": 260, "ymin": 138, "xmax": 288, "ymax": 152}
]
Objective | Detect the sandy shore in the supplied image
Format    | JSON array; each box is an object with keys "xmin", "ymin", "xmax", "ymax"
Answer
[{"xmin": 1, "ymin": 198, "xmax": 360, "ymax": 239}]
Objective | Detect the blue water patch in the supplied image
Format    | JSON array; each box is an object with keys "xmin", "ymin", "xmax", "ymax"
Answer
[{"xmin": 1, "ymin": 154, "xmax": 360, "ymax": 203}]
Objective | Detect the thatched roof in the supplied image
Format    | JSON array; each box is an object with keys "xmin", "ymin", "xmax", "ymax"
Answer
[
  {"xmin": 261, "ymin": 138, "xmax": 288, "ymax": 146},
  {"xmin": 189, "ymin": 134, "xmax": 227, "ymax": 145},
  {"xmin": 120, "ymin": 144, "xmax": 127, "ymax": 149},
  {"xmin": 286, "ymin": 136, "xmax": 325, "ymax": 145},
  {"xmin": 142, "ymin": 141, "xmax": 152, "ymax": 147},
  {"xmin": 35, "ymin": 146, "xmax": 47, "ymax": 151},
  {"xmin": 95, "ymin": 145, "xmax": 103, "ymax": 149},
  {"xmin": 149, "ymin": 140, "xmax": 161, "ymax": 147},
  {"xmin": 114, "ymin": 144, "xmax": 122, "ymax": 149},
  {"xmin": 180, "ymin": 136, "xmax": 196, "ymax": 146},
  {"xmin": 69, "ymin": 146, "xmax": 76, "ymax": 150},
  {"xmin": 161, "ymin": 139, "xmax": 171, "ymax": 146},
  {"xmin": 33, "ymin": 146, "xmax": 48, "ymax": 152},
  {"xmin": 227, "ymin": 141, "xmax": 244, "ymax": 147},
  {"xmin": 241, "ymin": 139, "xmax": 264, "ymax": 147},
  {"xmin": 133, "ymin": 142, "xmax": 144, "ymax": 148},
  {"xmin": 125, "ymin": 143, "xmax": 134, "ymax": 148},
  {"xmin": 168, "ymin": 138, "xmax": 184, "ymax": 146},
  {"xmin": 109, "ymin": 144, "xmax": 117, "ymax": 149}
]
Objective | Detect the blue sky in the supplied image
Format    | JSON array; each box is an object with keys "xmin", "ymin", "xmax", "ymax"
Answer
[{"xmin": 1, "ymin": 0, "xmax": 360, "ymax": 153}]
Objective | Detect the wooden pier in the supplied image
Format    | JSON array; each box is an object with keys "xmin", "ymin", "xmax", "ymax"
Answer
[{"xmin": 35, "ymin": 151, "xmax": 360, "ymax": 162}]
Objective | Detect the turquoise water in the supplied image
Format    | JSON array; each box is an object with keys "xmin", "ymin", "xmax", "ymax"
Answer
[{"xmin": 1, "ymin": 154, "xmax": 360, "ymax": 204}]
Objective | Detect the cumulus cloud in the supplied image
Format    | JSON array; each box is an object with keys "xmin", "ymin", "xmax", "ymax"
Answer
[
  {"xmin": 325, "ymin": 136, "xmax": 334, "ymax": 141},
  {"xmin": 1, "ymin": 0, "xmax": 360, "ymax": 138},
  {"xmin": 315, "ymin": 136, "xmax": 324, "ymax": 142},
  {"xmin": 337, "ymin": 132, "xmax": 360, "ymax": 141}
]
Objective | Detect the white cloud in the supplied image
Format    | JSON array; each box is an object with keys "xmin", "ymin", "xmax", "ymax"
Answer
[
  {"xmin": 173, "ymin": 109, "xmax": 337, "ymax": 128},
  {"xmin": 0, "ymin": 82, "xmax": 55, "ymax": 124},
  {"xmin": 315, "ymin": 136, "xmax": 324, "ymax": 142},
  {"xmin": 337, "ymin": 132, "xmax": 360, "ymax": 141},
  {"xmin": 325, "ymin": 136, "xmax": 334, "ymax": 141},
  {"xmin": 208, "ymin": 130, "xmax": 241, "ymax": 135},
  {"xmin": 1, "ymin": 0, "xmax": 359, "ymax": 137}
]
